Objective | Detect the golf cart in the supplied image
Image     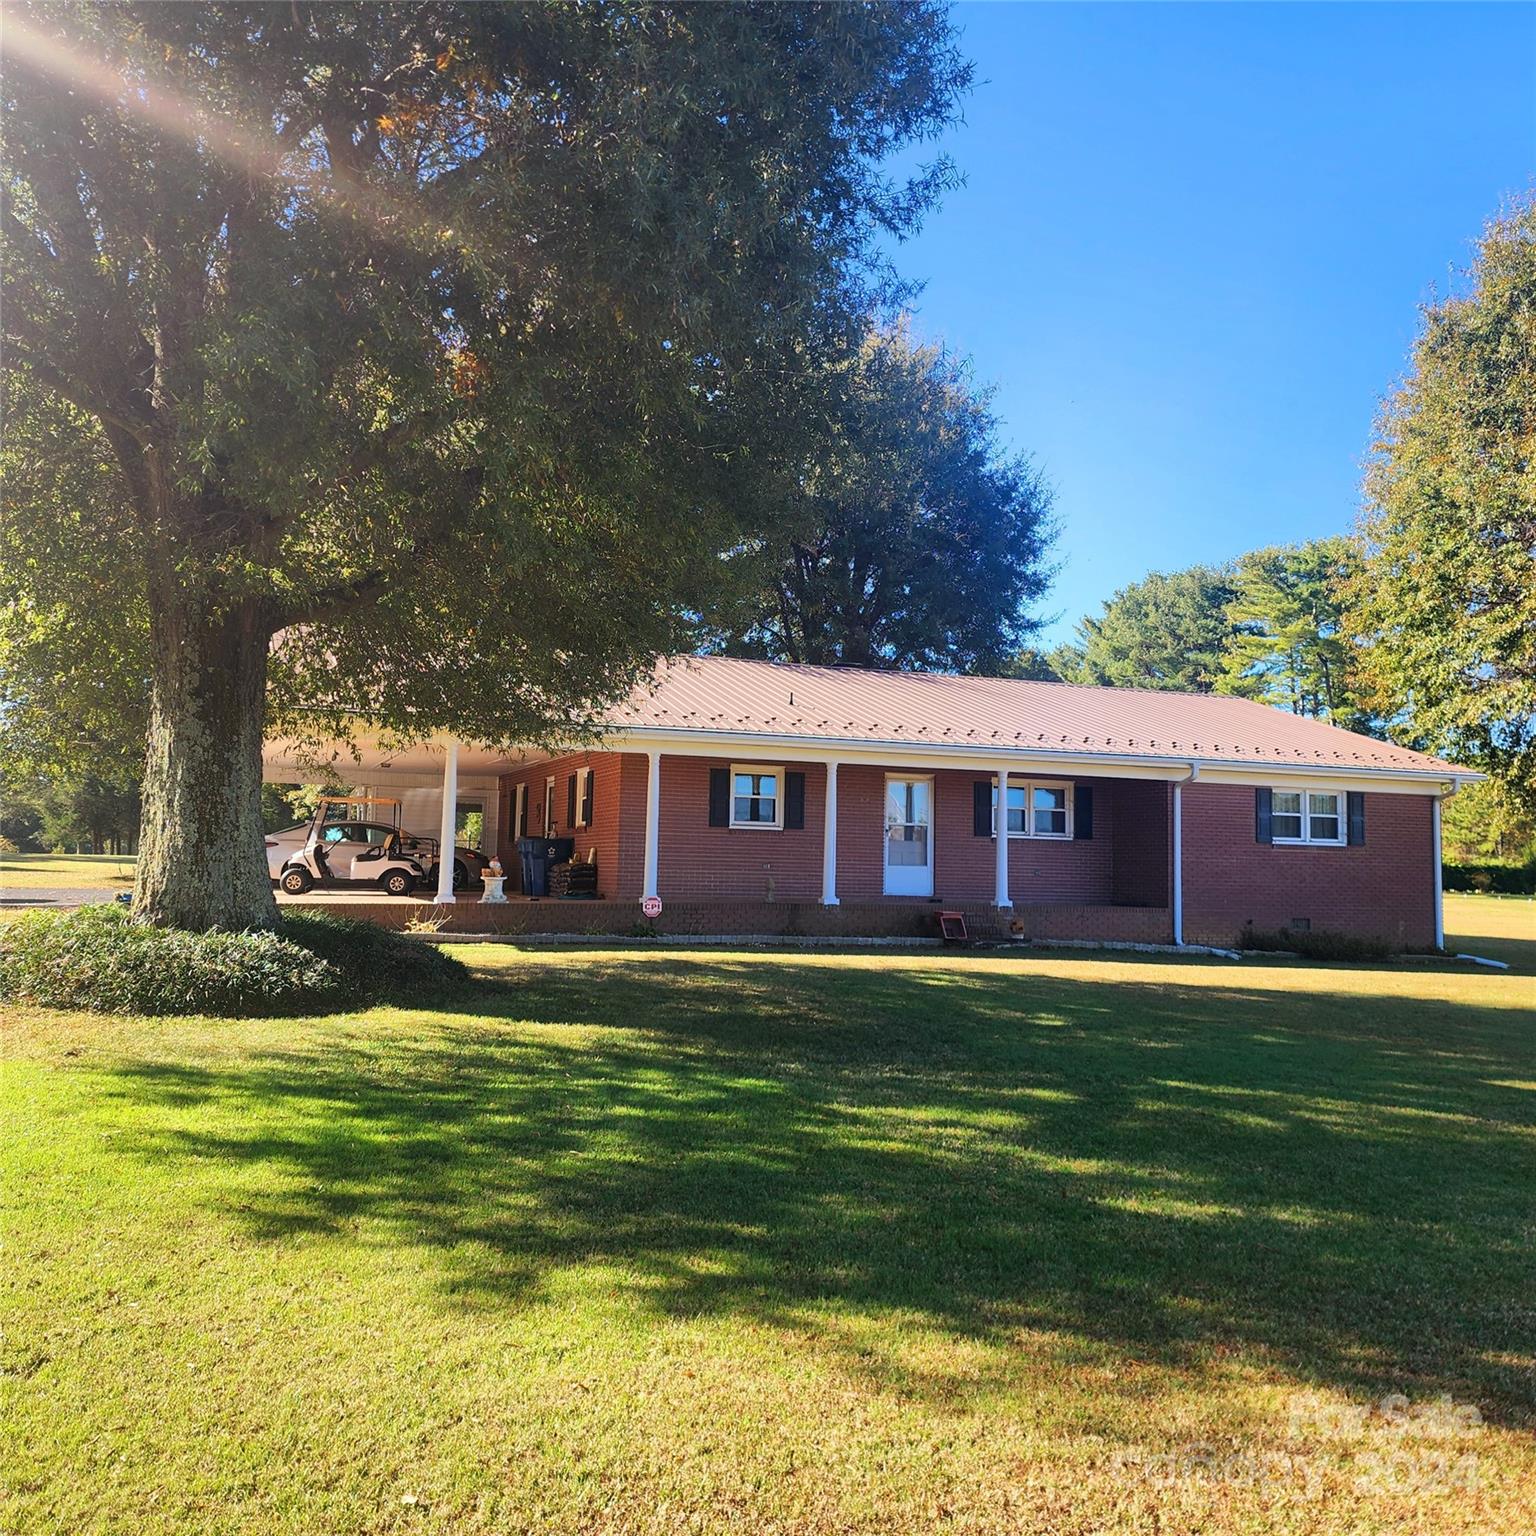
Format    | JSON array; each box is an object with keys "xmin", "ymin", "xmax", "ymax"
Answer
[{"xmin": 274, "ymin": 796, "xmax": 427, "ymax": 897}]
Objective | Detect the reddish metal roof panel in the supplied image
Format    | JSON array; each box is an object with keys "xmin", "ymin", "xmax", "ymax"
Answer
[{"xmin": 605, "ymin": 655, "xmax": 1467, "ymax": 777}]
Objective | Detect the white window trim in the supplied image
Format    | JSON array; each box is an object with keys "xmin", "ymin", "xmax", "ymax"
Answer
[
  {"xmin": 729, "ymin": 762, "xmax": 784, "ymax": 830},
  {"xmin": 1271, "ymin": 786, "xmax": 1347, "ymax": 847},
  {"xmin": 992, "ymin": 777, "xmax": 1075, "ymax": 841},
  {"xmin": 574, "ymin": 766, "xmax": 593, "ymax": 829},
  {"xmin": 513, "ymin": 782, "xmax": 527, "ymax": 838},
  {"xmin": 543, "ymin": 776, "xmax": 556, "ymax": 834}
]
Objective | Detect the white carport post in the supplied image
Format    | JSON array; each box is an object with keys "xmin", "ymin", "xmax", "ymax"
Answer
[
  {"xmin": 642, "ymin": 749, "xmax": 662, "ymax": 901},
  {"xmin": 434, "ymin": 740, "xmax": 459, "ymax": 904},
  {"xmin": 821, "ymin": 760, "xmax": 840, "ymax": 906},
  {"xmin": 994, "ymin": 766, "xmax": 1012, "ymax": 910}
]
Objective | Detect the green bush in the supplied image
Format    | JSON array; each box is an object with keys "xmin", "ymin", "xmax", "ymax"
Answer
[
  {"xmin": 0, "ymin": 905, "xmax": 467, "ymax": 1017},
  {"xmin": 0, "ymin": 904, "xmax": 343, "ymax": 1016},
  {"xmin": 1238, "ymin": 922, "xmax": 1395, "ymax": 962},
  {"xmin": 1441, "ymin": 860, "xmax": 1536, "ymax": 895},
  {"xmin": 277, "ymin": 910, "xmax": 467, "ymax": 1002}
]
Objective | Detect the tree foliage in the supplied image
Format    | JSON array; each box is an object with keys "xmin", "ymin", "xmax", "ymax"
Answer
[
  {"xmin": 1349, "ymin": 197, "xmax": 1536, "ymax": 806},
  {"xmin": 702, "ymin": 325, "xmax": 1054, "ymax": 673},
  {"xmin": 1216, "ymin": 537, "xmax": 1375, "ymax": 731},
  {"xmin": 1, "ymin": 1, "xmax": 969, "ymax": 927},
  {"xmin": 1055, "ymin": 565, "xmax": 1238, "ymax": 693}
]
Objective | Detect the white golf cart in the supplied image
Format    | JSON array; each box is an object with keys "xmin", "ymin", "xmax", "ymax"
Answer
[{"xmin": 274, "ymin": 796, "xmax": 428, "ymax": 897}]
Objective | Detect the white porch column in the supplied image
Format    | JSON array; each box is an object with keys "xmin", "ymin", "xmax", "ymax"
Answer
[
  {"xmin": 434, "ymin": 740, "xmax": 459, "ymax": 904},
  {"xmin": 1433, "ymin": 794, "xmax": 1445, "ymax": 950},
  {"xmin": 642, "ymin": 748, "xmax": 661, "ymax": 901},
  {"xmin": 994, "ymin": 767, "xmax": 1012, "ymax": 909},
  {"xmin": 821, "ymin": 760, "xmax": 840, "ymax": 905}
]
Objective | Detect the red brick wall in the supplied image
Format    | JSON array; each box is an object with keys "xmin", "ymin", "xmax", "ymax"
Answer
[
  {"xmin": 1112, "ymin": 779, "xmax": 1171, "ymax": 907},
  {"xmin": 497, "ymin": 751, "xmax": 632, "ymax": 898},
  {"xmin": 653, "ymin": 756, "xmax": 829, "ymax": 902},
  {"xmin": 1180, "ymin": 782, "xmax": 1437, "ymax": 947}
]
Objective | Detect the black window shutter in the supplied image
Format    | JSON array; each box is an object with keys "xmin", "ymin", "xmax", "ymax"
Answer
[
  {"xmin": 708, "ymin": 767, "xmax": 729, "ymax": 827},
  {"xmin": 1255, "ymin": 787, "xmax": 1273, "ymax": 844},
  {"xmin": 785, "ymin": 771, "xmax": 806, "ymax": 829},
  {"xmin": 973, "ymin": 780, "xmax": 991, "ymax": 837},
  {"xmin": 1074, "ymin": 783, "xmax": 1094, "ymax": 840},
  {"xmin": 581, "ymin": 771, "xmax": 594, "ymax": 827},
  {"xmin": 518, "ymin": 791, "xmax": 528, "ymax": 839},
  {"xmin": 566, "ymin": 773, "xmax": 577, "ymax": 829},
  {"xmin": 1347, "ymin": 791, "xmax": 1365, "ymax": 846}
]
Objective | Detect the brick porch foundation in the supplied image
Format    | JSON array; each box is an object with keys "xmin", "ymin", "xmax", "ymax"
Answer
[{"xmin": 285, "ymin": 896, "xmax": 1172, "ymax": 944}]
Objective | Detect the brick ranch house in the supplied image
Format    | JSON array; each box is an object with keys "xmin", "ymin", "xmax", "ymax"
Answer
[{"xmin": 262, "ymin": 654, "xmax": 1475, "ymax": 947}]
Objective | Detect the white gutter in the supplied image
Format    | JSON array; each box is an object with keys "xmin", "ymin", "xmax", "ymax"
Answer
[
  {"xmin": 601, "ymin": 722, "xmax": 1470, "ymax": 788},
  {"xmin": 1172, "ymin": 764, "xmax": 1200, "ymax": 947}
]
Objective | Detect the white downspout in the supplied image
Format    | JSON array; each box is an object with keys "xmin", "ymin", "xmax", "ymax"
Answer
[
  {"xmin": 1434, "ymin": 777, "xmax": 1459, "ymax": 950},
  {"xmin": 434, "ymin": 740, "xmax": 459, "ymax": 904},
  {"xmin": 1172, "ymin": 764, "xmax": 1199, "ymax": 947}
]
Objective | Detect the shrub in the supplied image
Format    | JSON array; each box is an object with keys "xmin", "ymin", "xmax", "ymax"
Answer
[
  {"xmin": 0, "ymin": 905, "xmax": 468, "ymax": 1017},
  {"xmin": 1238, "ymin": 922, "xmax": 1395, "ymax": 962},
  {"xmin": 1441, "ymin": 860, "xmax": 1536, "ymax": 896},
  {"xmin": 0, "ymin": 904, "xmax": 343, "ymax": 1017},
  {"xmin": 276, "ymin": 910, "xmax": 467, "ymax": 1002}
]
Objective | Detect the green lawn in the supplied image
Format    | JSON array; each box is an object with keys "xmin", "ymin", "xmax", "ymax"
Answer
[
  {"xmin": 4, "ymin": 923, "xmax": 1534, "ymax": 1533},
  {"xmin": 1444, "ymin": 891, "xmax": 1535, "ymax": 973},
  {"xmin": 0, "ymin": 850, "xmax": 137, "ymax": 889}
]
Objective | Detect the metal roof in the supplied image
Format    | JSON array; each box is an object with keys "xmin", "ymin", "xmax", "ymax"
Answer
[{"xmin": 606, "ymin": 655, "xmax": 1467, "ymax": 778}]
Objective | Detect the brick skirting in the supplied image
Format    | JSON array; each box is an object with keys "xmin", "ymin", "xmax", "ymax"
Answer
[{"xmin": 285, "ymin": 897, "xmax": 1172, "ymax": 944}]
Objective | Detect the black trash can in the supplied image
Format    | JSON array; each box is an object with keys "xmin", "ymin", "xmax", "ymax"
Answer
[{"xmin": 517, "ymin": 836, "xmax": 574, "ymax": 897}]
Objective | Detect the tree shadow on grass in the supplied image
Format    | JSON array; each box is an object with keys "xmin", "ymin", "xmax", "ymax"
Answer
[{"xmin": 105, "ymin": 956, "xmax": 1535, "ymax": 1421}]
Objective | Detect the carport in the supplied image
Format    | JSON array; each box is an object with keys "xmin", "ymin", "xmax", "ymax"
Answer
[{"xmin": 261, "ymin": 731, "xmax": 534, "ymax": 904}]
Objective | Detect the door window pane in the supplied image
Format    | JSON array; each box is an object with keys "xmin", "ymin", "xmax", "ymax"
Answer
[
  {"xmin": 886, "ymin": 779, "xmax": 930, "ymax": 829},
  {"xmin": 1272, "ymin": 790, "xmax": 1303, "ymax": 840},
  {"xmin": 1032, "ymin": 785, "xmax": 1069, "ymax": 836},
  {"xmin": 886, "ymin": 822, "xmax": 929, "ymax": 866}
]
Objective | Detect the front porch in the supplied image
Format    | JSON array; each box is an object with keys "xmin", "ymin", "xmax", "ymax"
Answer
[{"xmin": 264, "ymin": 732, "xmax": 1189, "ymax": 940}]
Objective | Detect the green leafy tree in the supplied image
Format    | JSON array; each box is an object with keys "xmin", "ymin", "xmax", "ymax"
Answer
[
  {"xmin": 703, "ymin": 325, "xmax": 1054, "ymax": 673},
  {"xmin": 1216, "ymin": 537, "xmax": 1376, "ymax": 731},
  {"xmin": 2, "ymin": 1, "xmax": 968, "ymax": 929},
  {"xmin": 1349, "ymin": 197, "xmax": 1536, "ymax": 807},
  {"xmin": 1066, "ymin": 566, "xmax": 1239, "ymax": 693},
  {"xmin": 1440, "ymin": 778, "xmax": 1536, "ymax": 865}
]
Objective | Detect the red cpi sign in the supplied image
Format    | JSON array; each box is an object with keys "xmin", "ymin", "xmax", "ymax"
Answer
[{"xmin": 641, "ymin": 895, "xmax": 663, "ymax": 919}]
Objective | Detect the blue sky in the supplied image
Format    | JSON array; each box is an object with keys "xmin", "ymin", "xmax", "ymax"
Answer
[{"xmin": 887, "ymin": 1, "xmax": 1535, "ymax": 645}]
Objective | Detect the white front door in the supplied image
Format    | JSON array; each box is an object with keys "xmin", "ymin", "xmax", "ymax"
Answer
[{"xmin": 883, "ymin": 776, "xmax": 934, "ymax": 897}]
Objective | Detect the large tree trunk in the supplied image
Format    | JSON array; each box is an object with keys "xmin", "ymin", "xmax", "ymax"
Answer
[{"xmin": 134, "ymin": 599, "xmax": 278, "ymax": 931}]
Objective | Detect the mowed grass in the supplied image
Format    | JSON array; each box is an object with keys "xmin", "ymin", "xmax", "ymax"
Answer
[
  {"xmin": 1443, "ymin": 892, "xmax": 1535, "ymax": 973},
  {"xmin": 0, "ymin": 850, "xmax": 137, "ymax": 889},
  {"xmin": 3, "ymin": 924, "xmax": 1534, "ymax": 1533}
]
